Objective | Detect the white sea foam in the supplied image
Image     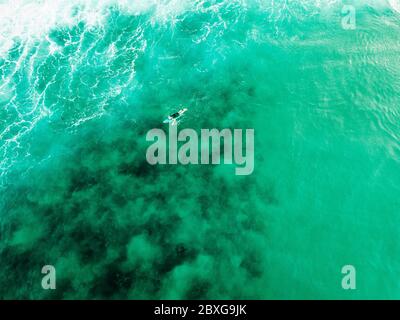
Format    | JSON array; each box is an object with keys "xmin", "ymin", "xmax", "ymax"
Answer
[
  {"xmin": 0, "ymin": 0, "xmax": 194, "ymax": 57},
  {"xmin": 1, "ymin": 0, "xmax": 397, "ymax": 57},
  {"xmin": 388, "ymin": 0, "xmax": 400, "ymax": 13},
  {"xmin": 0, "ymin": 0, "xmax": 399, "ymax": 184}
]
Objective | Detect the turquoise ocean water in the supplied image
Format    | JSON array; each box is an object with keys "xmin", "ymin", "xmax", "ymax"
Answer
[{"xmin": 1, "ymin": 0, "xmax": 400, "ymax": 299}]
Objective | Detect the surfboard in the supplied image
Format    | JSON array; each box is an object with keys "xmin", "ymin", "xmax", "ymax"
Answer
[{"xmin": 163, "ymin": 108, "xmax": 188, "ymax": 125}]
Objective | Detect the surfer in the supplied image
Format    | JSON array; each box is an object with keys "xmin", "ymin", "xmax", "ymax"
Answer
[{"xmin": 163, "ymin": 108, "xmax": 188, "ymax": 126}]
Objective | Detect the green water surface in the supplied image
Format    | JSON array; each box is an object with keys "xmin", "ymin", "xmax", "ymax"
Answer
[{"xmin": 0, "ymin": 1, "xmax": 400, "ymax": 299}]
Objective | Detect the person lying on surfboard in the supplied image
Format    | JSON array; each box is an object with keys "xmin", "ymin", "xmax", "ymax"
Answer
[{"xmin": 163, "ymin": 108, "xmax": 188, "ymax": 126}]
